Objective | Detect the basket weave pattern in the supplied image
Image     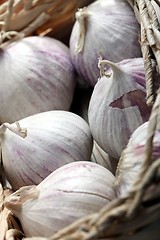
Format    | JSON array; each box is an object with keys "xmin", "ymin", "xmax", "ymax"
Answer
[{"xmin": 0, "ymin": 0, "xmax": 92, "ymax": 46}]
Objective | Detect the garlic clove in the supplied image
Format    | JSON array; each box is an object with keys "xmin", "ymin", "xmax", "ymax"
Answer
[
  {"xmin": 91, "ymin": 140, "xmax": 118, "ymax": 175},
  {"xmin": 114, "ymin": 121, "xmax": 160, "ymax": 197},
  {"xmin": 4, "ymin": 161, "xmax": 116, "ymax": 237},
  {"xmin": 69, "ymin": 0, "xmax": 141, "ymax": 86},
  {"xmin": 88, "ymin": 58, "xmax": 157, "ymax": 159},
  {"xmin": 0, "ymin": 111, "xmax": 93, "ymax": 190},
  {"xmin": 0, "ymin": 36, "xmax": 76, "ymax": 123}
]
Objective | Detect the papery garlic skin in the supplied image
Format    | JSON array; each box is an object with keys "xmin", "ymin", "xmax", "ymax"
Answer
[
  {"xmin": 91, "ymin": 140, "xmax": 118, "ymax": 175},
  {"xmin": 115, "ymin": 121, "xmax": 160, "ymax": 197},
  {"xmin": 5, "ymin": 161, "xmax": 116, "ymax": 237},
  {"xmin": 88, "ymin": 58, "xmax": 154, "ymax": 159},
  {"xmin": 0, "ymin": 36, "xmax": 75, "ymax": 123},
  {"xmin": 69, "ymin": 0, "xmax": 141, "ymax": 86},
  {"xmin": 0, "ymin": 111, "xmax": 93, "ymax": 190}
]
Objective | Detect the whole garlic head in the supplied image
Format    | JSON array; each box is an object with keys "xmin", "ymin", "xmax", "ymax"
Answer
[
  {"xmin": 115, "ymin": 121, "xmax": 160, "ymax": 197},
  {"xmin": 0, "ymin": 111, "xmax": 93, "ymax": 190},
  {"xmin": 4, "ymin": 161, "xmax": 116, "ymax": 237},
  {"xmin": 0, "ymin": 36, "xmax": 76, "ymax": 123},
  {"xmin": 88, "ymin": 58, "xmax": 157, "ymax": 159},
  {"xmin": 69, "ymin": 0, "xmax": 141, "ymax": 86}
]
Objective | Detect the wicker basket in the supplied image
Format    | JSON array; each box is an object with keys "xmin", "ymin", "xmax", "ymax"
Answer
[
  {"xmin": 0, "ymin": 0, "xmax": 160, "ymax": 239},
  {"xmin": 0, "ymin": 0, "xmax": 93, "ymax": 46}
]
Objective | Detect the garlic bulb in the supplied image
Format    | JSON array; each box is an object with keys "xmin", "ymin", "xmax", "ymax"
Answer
[
  {"xmin": 0, "ymin": 111, "xmax": 93, "ymax": 190},
  {"xmin": 4, "ymin": 161, "xmax": 116, "ymax": 237},
  {"xmin": 115, "ymin": 121, "xmax": 160, "ymax": 197},
  {"xmin": 69, "ymin": 0, "xmax": 141, "ymax": 86},
  {"xmin": 0, "ymin": 36, "xmax": 75, "ymax": 123},
  {"xmin": 88, "ymin": 58, "xmax": 157, "ymax": 159},
  {"xmin": 91, "ymin": 140, "xmax": 118, "ymax": 175}
]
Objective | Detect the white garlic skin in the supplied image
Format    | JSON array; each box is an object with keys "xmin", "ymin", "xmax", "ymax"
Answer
[
  {"xmin": 5, "ymin": 161, "xmax": 116, "ymax": 237},
  {"xmin": 88, "ymin": 58, "xmax": 152, "ymax": 159},
  {"xmin": 115, "ymin": 121, "xmax": 160, "ymax": 197},
  {"xmin": 1, "ymin": 111, "xmax": 93, "ymax": 190},
  {"xmin": 0, "ymin": 36, "xmax": 76, "ymax": 123},
  {"xmin": 91, "ymin": 140, "xmax": 118, "ymax": 175},
  {"xmin": 69, "ymin": 0, "xmax": 141, "ymax": 86}
]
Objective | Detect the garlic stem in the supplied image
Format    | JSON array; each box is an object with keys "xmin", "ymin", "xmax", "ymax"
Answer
[
  {"xmin": 98, "ymin": 56, "xmax": 123, "ymax": 78},
  {"xmin": 0, "ymin": 122, "xmax": 27, "ymax": 138},
  {"xmin": 75, "ymin": 7, "xmax": 88, "ymax": 53},
  {"xmin": 5, "ymin": 186, "xmax": 39, "ymax": 211}
]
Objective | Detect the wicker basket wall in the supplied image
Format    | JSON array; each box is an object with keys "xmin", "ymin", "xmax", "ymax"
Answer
[
  {"xmin": 0, "ymin": 0, "xmax": 160, "ymax": 239},
  {"xmin": 0, "ymin": 0, "xmax": 93, "ymax": 46}
]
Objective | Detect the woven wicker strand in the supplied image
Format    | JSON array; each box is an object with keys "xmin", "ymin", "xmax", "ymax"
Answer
[
  {"xmin": 140, "ymin": 0, "xmax": 155, "ymax": 106},
  {"xmin": 0, "ymin": 0, "xmax": 93, "ymax": 47},
  {"xmin": 128, "ymin": 0, "xmax": 160, "ymax": 106},
  {"xmin": 38, "ymin": 164, "xmax": 160, "ymax": 239}
]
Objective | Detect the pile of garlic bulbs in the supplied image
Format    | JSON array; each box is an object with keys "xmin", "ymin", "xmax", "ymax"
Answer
[{"xmin": 0, "ymin": 0, "xmax": 160, "ymax": 239}]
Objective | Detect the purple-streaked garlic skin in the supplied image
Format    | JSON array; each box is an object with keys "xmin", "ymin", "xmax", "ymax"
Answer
[
  {"xmin": 115, "ymin": 121, "xmax": 160, "ymax": 197},
  {"xmin": 88, "ymin": 58, "xmax": 154, "ymax": 159},
  {"xmin": 1, "ymin": 111, "xmax": 93, "ymax": 190},
  {"xmin": 0, "ymin": 36, "xmax": 76, "ymax": 123},
  {"xmin": 69, "ymin": 0, "xmax": 141, "ymax": 86},
  {"xmin": 6, "ymin": 161, "xmax": 116, "ymax": 237}
]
